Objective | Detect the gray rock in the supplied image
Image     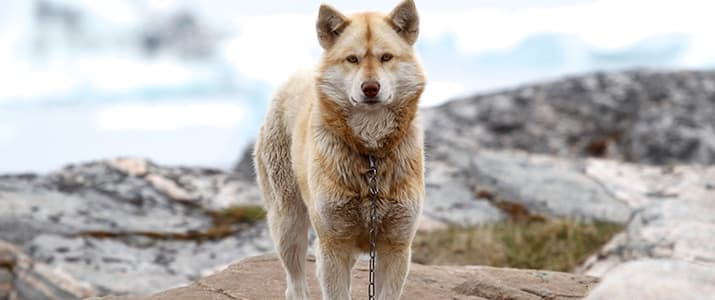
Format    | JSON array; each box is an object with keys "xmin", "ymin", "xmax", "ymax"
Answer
[
  {"xmin": 422, "ymin": 148, "xmax": 634, "ymax": 225},
  {"xmin": 0, "ymin": 158, "xmax": 271, "ymax": 297},
  {"xmin": 578, "ymin": 199, "xmax": 715, "ymax": 277},
  {"xmin": 424, "ymin": 70, "xmax": 715, "ymax": 165},
  {"xmin": 232, "ymin": 141, "xmax": 256, "ymax": 181},
  {"xmin": 0, "ymin": 240, "xmax": 98, "ymax": 300},
  {"xmin": 24, "ymin": 225, "xmax": 271, "ymax": 295},
  {"xmin": 576, "ymin": 161, "xmax": 715, "ymax": 299},
  {"xmin": 423, "ymin": 151, "xmax": 506, "ymax": 225},
  {"xmin": 0, "ymin": 151, "xmax": 641, "ymax": 298},
  {"xmin": 586, "ymin": 259, "xmax": 715, "ymax": 300},
  {"xmin": 578, "ymin": 163, "xmax": 715, "ymax": 276},
  {"xmin": 0, "ymin": 189, "xmax": 211, "ymax": 244},
  {"xmin": 470, "ymin": 150, "xmax": 631, "ymax": 223}
]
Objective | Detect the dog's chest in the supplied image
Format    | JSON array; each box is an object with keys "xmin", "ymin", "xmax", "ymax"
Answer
[
  {"xmin": 306, "ymin": 119, "xmax": 424, "ymax": 248},
  {"xmin": 316, "ymin": 190, "xmax": 418, "ymax": 250},
  {"xmin": 346, "ymin": 109, "xmax": 398, "ymax": 149}
]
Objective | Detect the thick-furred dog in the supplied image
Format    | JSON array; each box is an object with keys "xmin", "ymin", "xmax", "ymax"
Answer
[{"xmin": 254, "ymin": 1, "xmax": 425, "ymax": 299}]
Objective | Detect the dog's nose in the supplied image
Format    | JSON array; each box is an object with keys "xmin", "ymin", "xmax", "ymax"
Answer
[{"xmin": 361, "ymin": 81, "xmax": 381, "ymax": 99}]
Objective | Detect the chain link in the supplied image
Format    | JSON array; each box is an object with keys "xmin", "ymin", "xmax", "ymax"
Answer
[{"xmin": 366, "ymin": 155, "xmax": 379, "ymax": 300}]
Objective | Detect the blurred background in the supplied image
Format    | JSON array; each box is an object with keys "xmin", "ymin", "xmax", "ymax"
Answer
[
  {"xmin": 2, "ymin": 1, "xmax": 715, "ymax": 299},
  {"xmin": 2, "ymin": 0, "xmax": 714, "ymax": 173}
]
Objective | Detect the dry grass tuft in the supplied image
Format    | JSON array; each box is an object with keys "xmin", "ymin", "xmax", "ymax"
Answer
[
  {"xmin": 412, "ymin": 219, "xmax": 623, "ymax": 272},
  {"xmin": 208, "ymin": 205, "xmax": 266, "ymax": 226}
]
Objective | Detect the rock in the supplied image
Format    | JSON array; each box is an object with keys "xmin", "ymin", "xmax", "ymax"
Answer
[
  {"xmin": 423, "ymin": 147, "xmax": 506, "ymax": 226},
  {"xmin": 415, "ymin": 215, "xmax": 448, "ymax": 233},
  {"xmin": 23, "ymin": 225, "xmax": 271, "ymax": 295},
  {"xmin": 3, "ymin": 151, "xmax": 712, "ymax": 297},
  {"xmin": 8, "ymin": 69, "xmax": 715, "ymax": 298},
  {"xmin": 575, "ymin": 162, "xmax": 715, "ymax": 299},
  {"xmin": 108, "ymin": 158, "xmax": 149, "ymax": 177},
  {"xmin": 144, "ymin": 174, "xmax": 193, "ymax": 201},
  {"xmin": 93, "ymin": 254, "xmax": 599, "ymax": 300},
  {"xmin": 0, "ymin": 240, "xmax": 98, "ymax": 300},
  {"xmin": 423, "ymin": 70, "xmax": 715, "ymax": 165},
  {"xmin": 232, "ymin": 141, "xmax": 256, "ymax": 181},
  {"xmin": 470, "ymin": 150, "xmax": 630, "ymax": 223},
  {"xmin": 0, "ymin": 159, "xmax": 271, "ymax": 297},
  {"xmin": 586, "ymin": 259, "xmax": 715, "ymax": 300},
  {"xmin": 577, "ymin": 164, "xmax": 715, "ymax": 276}
]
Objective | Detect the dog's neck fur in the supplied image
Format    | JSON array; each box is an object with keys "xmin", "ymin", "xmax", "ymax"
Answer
[
  {"xmin": 316, "ymin": 92, "xmax": 420, "ymax": 158},
  {"xmin": 346, "ymin": 108, "xmax": 398, "ymax": 149}
]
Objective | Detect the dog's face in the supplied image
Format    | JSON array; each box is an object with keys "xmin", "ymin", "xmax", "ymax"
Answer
[{"xmin": 316, "ymin": 0, "xmax": 425, "ymax": 108}]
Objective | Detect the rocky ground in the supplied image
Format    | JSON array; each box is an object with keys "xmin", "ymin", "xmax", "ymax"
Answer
[
  {"xmin": 93, "ymin": 254, "xmax": 600, "ymax": 300},
  {"xmin": 2, "ymin": 69, "xmax": 715, "ymax": 299},
  {"xmin": 0, "ymin": 158, "xmax": 270, "ymax": 299}
]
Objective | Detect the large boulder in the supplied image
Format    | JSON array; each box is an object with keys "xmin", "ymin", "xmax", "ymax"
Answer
[
  {"xmin": 423, "ymin": 70, "xmax": 715, "ymax": 165},
  {"xmin": 0, "ymin": 158, "xmax": 271, "ymax": 297},
  {"xmin": 93, "ymin": 254, "xmax": 599, "ymax": 300},
  {"xmin": 577, "ymin": 162, "xmax": 715, "ymax": 299},
  {"xmin": 578, "ymin": 162, "xmax": 715, "ymax": 276}
]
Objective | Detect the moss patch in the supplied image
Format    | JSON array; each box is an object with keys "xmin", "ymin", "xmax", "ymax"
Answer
[{"xmin": 412, "ymin": 219, "xmax": 623, "ymax": 272}]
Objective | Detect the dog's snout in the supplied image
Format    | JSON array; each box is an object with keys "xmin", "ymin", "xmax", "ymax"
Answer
[{"xmin": 361, "ymin": 81, "xmax": 381, "ymax": 98}]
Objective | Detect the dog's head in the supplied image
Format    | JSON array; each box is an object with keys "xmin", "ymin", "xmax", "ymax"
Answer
[{"xmin": 316, "ymin": 0, "xmax": 425, "ymax": 108}]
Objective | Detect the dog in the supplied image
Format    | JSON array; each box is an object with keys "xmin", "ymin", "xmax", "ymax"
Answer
[{"xmin": 254, "ymin": 1, "xmax": 425, "ymax": 299}]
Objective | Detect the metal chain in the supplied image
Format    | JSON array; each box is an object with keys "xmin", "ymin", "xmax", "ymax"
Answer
[{"xmin": 366, "ymin": 155, "xmax": 379, "ymax": 300}]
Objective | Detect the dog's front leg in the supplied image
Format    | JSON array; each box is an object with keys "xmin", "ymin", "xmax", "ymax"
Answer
[
  {"xmin": 315, "ymin": 240, "xmax": 355, "ymax": 300},
  {"xmin": 375, "ymin": 245, "xmax": 411, "ymax": 300}
]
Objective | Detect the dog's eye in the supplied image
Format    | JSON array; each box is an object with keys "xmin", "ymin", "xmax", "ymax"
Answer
[
  {"xmin": 381, "ymin": 53, "xmax": 393, "ymax": 63},
  {"xmin": 346, "ymin": 55, "xmax": 359, "ymax": 64}
]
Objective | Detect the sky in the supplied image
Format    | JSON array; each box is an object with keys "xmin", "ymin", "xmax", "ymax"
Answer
[
  {"xmin": 0, "ymin": 0, "xmax": 714, "ymax": 173},
  {"xmin": 166, "ymin": 0, "xmax": 715, "ymax": 104}
]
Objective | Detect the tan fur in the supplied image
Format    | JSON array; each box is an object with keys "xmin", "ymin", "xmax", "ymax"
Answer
[{"xmin": 254, "ymin": 1, "xmax": 425, "ymax": 299}]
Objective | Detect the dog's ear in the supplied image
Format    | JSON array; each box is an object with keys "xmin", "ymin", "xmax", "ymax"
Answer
[
  {"xmin": 388, "ymin": 0, "xmax": 419, "ymax": 45},
  {"xmin": 316, "ymin": 4, "xmax": 349, "ymax": 50}
]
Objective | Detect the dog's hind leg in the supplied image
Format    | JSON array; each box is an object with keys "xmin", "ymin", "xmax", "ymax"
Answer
[
  {"xmin": 255, "ymin": 131, "xmax": 310, "ymax": 300},
  {"xmin": 269, "ymin": 197, "xmax": 310, "ymax": 300}
]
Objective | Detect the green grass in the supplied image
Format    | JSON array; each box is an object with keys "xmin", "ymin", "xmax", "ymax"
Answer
[{"xmin": 411, "ymin": 219, "xmax": 623, "ymax": 272}]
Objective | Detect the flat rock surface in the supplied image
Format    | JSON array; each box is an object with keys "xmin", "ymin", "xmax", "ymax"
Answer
[
  {"xmin": 469, "ymin": 150, "xmax": 631, "ymax": 223},
  {"xmin": 576, "ymin": 162, "xmax": 715, "ymax": 299},
  {"xmin": 97, "ymin": 254, "xmax": 599, "ymax": 300},
  {"xmin": 586, "ymin": 259, "xmax": 715, "ymax": 300},
  {"xmin": 578, "ymin": 163, "xmax": 715, "ymax": 277}
]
